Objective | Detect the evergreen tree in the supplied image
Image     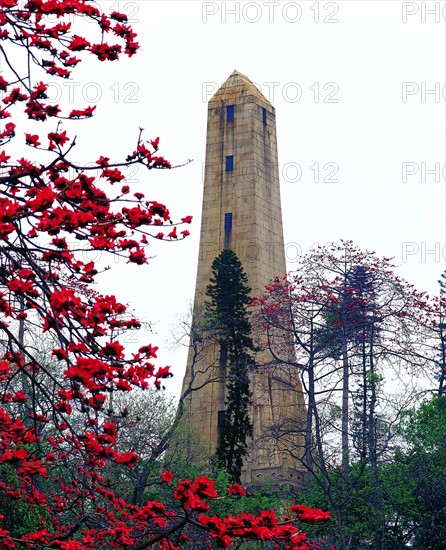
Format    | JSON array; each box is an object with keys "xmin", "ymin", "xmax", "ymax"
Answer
[
  {"xmin": 314, "ymin": 264, "xmax": 383, "ymax": 464},
  {"xmin": 206, "ymin": 249, "xmax": 254, "ymax": 483}
]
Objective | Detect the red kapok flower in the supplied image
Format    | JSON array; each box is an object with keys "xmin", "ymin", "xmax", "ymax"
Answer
[
  {"xmin": 161, "ymin": 471, "xmax": 174, "ymax": 483},
  {"xmin": 227, "ymin": 483, "xmax": 247, "ymax": 497}
]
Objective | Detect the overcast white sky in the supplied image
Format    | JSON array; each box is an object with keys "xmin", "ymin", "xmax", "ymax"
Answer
[{"xmin": 8, "ymin": 1, "xmax": 446, "ymax": 397}]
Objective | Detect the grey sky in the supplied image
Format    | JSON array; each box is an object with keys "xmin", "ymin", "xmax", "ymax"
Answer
[{"xmin": 10, "ymin": 1, "xmax": 445, "ymax": 397}]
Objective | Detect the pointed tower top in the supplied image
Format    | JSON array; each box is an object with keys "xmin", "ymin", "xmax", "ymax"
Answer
[{"xmin": 209, "ymin": 70, "xmax": 272, "ymax": 106}]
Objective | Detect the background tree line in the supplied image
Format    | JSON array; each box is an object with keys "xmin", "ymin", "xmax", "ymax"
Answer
[{"xmin": 253, "ymin": 240, "xmax": 445, "ymax": 548}]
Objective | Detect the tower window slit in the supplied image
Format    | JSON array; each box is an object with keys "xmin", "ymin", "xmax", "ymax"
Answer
[
  {"xmin": 226, "ymin": 105, "xmax": 234, "ymax": 122},
  {"xmin": 226, "ymin": 155, "xmax": 234, "ymax": 172},
  {"xmin": 224, "ymin": 212, "xmax": 232, "ymax": 248}
]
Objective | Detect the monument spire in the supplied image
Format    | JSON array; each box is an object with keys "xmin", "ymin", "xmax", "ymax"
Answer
[{"xmin": 181, "ymin": 71, "xmax": 306, "ymax": 487}]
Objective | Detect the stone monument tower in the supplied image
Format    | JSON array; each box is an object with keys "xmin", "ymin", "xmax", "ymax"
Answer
[{"xmin": 181, "ymin": 71, "xmax": 306, "ymax": 487}]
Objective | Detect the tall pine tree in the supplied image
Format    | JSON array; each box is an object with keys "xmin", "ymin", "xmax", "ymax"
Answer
[
  {"xmin": 313, "ymin": 263, "xmax": 383, "ymax": 468},
  {"xmin": 206, "ymin": 249, "xmax": 254, "ymax": 483}
]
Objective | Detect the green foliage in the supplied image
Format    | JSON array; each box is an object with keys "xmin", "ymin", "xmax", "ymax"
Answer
[
  {"xmin": 301, "ymin": 465, "xmax": 390, "ymax": 548},
  {"xmin": 0, "ymin": 464, "xmax": 51, "ymax": 538},
  {"xmin": 394, "ymin": 396, "xmax": 446, "ymax": 549},
  {"xmin": 164, "ymin": 409, "xmax": 210, "ymax": 479},
  {"xmin": 206, "ymin": 249, "xmax": 254, "ymax": 483},
  {"xmin": 210, "ymin": 461, "xmax": 290, "ymax": 519},
  {"xmin": 405, "ymin": 394, "xmax": 446, "ymax": 451},
  {"xmin": 302, "ymin": 397, "xmax": 446, "ymax": 549}
]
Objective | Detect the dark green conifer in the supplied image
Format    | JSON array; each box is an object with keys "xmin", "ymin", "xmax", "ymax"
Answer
[{"xmin": 206, "ymin": 249, "xmax": 254, "ymax": 483}]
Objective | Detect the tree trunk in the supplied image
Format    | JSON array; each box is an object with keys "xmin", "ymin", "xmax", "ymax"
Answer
[
  {"xmin": 304, "ymin": 357, "xmax": 315, "ymax": 470},
  {"xmin": 341, "ymin": 337, "xmax": 349, "ymax": 471},
  {"xmin": 361, "ymin": 335, "xmax": 367, "ymax": 460}
]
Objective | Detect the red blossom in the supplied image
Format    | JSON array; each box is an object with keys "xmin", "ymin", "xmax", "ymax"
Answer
[
  {"xmin": 0, "ymin": 122, "xmax": 15, "ymax": 139},
  {"xmin": 110, "ymin": 11, "xmax": 128, "ymax": 22},
  {"xmin": 151, "ymin": 156, "xmax": 171, "ymax": 169},
  {"xmin": 101, "ymin": 340, "xmax": 125, "ymax": 358},
  {"xmin": 193, "ymin": 476, "xmax": 218, "ymax": 499},
  {"xmin": 25, "ymin": 133, "xmax": 41, "ymax": 146},
  {"xmin": 291, "ymin": 505, "xmax": 331, "ymax": 523},
  {"xmin": 161, "ymin": 471, "xmax": 174, "ymax": 483},
  {"xmin": 101, "ymin": 167, "xmax": 125, "ymax": 183},
  {"xmin": 150, "ymin": 137, "xmax": 160, "ymax": 149},
  {"xmin": 31, "ymin": 82, "xmax": 47, "ymax": 99},
  {"xmin": 138, "ymin": 344, "xmax": 158, "ymax": 358},
  {"xmin": 96, "ymin": 155, "xmax": 110, "ymax": 167},
  {"xmin": 68, "ymin": 35, "xmax": 90, "ymax": 51},
  {"xmin": 69, "ymin": 105, "xmax": 96, "ymax": 118},
  {"xmin": 48, "ymin": 130, "xmax": 69, "ymax": 149},
  {"xmin": 227, "ymin": 483, "xmax": 247, "ymax": 496},
  {"xmin": 91, "ymin": 42, "xmax": 122, "ymax": 61},
  {"xmin": 2, "ymin": 87, "xmax": 28, "ymax": 104},
  {"xmin": 0, "ymin": 76, "xmax": 9, "ymax": 91},
  {"xmin": 0, "ymin": 151, "xmax": 10, "ymax": 163},
  {"xmin": 111, "ymin": 450, "xmax": 138, "ymax": 467},
  {"xmin": 12, "ymin": 390, "xmax": 28, "ymax": 402},
  {"xmin": 128, "ymin": 248, "xmax": 147, "ymax": 264}
]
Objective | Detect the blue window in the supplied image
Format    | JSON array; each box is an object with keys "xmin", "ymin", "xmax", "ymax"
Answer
[
  {"xmin": 262, "ymin": 107, "xmax": 267, "ymax": 126},
  {"xmin": 224, "ymin": 213, "xmax": 232, "ymax": 248},
  {"xmin": 224, "ymin": 213, "xmax": 232, "ymax": 230},
  {"xmin": 226, "ymin": 105, "xmax": 234, "ymax": 122},
  {"xmin": 226, "ymin": 155, "xmax": 234, "ymax": 172}
]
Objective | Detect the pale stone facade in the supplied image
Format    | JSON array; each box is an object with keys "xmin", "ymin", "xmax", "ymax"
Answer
[{"xmin": 181, "ymin": 71, "xmax": 306, "ymax": 487}]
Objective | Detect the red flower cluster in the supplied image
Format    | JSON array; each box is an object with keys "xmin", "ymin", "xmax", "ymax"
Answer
[{"xmin": 292, "ymin": 504, "xmax": 331, "ymax": 524}]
